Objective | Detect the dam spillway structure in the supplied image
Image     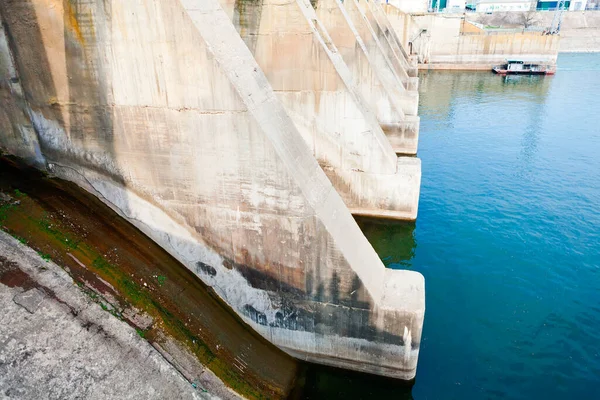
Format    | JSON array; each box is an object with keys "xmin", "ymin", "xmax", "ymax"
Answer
[{"xmin": 0, "ymin": 0, "xmax": 424, "ymax": 394}]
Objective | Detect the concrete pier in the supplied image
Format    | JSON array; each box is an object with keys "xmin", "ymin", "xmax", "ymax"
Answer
[{"xmin": 0, "ymin": 0, "xmax": 424, "ymax": 389}]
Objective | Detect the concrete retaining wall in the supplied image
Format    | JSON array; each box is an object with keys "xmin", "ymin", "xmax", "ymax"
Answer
[
  {"xmin": 0, "ymin": 0, "xmax": 424, "ymax": 386},
  {"xmin": 384, "ymin": 8, "xmax": 561, "ymax": 68}
]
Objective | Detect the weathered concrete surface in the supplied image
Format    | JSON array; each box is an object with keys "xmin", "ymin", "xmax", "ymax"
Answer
[
  {"xmin": 0, "ymin": 0, "xmax": 424, "ymax": 383},
  {"xmin": 346, "ymin": 0, "xmax": 419, "ymax": 99},
  {"xmin": 220, "ymin": 0, "xmax": 421, "ymax": 216},
  {"xmin": 358, "ymin": 0, "xmax": 419, "ymax": 81},
  {"xmin": 0, "ymin": 231, "xmax": 215, "ymax": 400},
  {"xmin": 0, "ymin": 22, "xmax": 43, "ymax": 167},
  {"xmin": 313, "ymin": 0, "xmax": 420, "ymax": 155}
]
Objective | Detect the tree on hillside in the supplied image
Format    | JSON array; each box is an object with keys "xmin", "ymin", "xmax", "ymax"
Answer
[{"xmin": 520, "ymin": 11, "xmax": 540, "ymax": 29}]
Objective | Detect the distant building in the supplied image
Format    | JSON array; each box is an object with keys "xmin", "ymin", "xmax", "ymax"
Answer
[
  {"xmin": 569, "ymin": 0, "xmax": 588, "ymax": 9},
  {"xmin": 389, "ymin": 0, "xmax": 591, "ymax": 11},
  {"xmin": 476, "ymin": 0, "xmax": 536, "ymax": 12},
  {"xmin": 387, "ymin": 0, "xmax": 430, "ymax": 13},
  {"xmin": 536, "ymin": 0, "xmax": 570, "ymax": 9},
  {"xmin": 446, "ymin": 0, "xmax": 467, "ymax": 11}
]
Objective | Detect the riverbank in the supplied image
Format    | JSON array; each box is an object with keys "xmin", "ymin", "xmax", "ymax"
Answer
[{"xmin": 0, "ymin": 230, "xmax": 212, "ymax": 399}]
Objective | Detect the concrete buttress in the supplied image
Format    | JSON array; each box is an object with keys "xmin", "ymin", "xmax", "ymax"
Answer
[
  {"xmin": 351, "ymin": 0, "xmax": 419, "ymax": 94},
  {"xmin": 0, "ymin": 0, "xmax": 424, "ymax": 387},
  {"xmin": 221, "ymin": 0, "xmax": 421, "ymax": 219},
  {"xmin": 312, "ymin": 0, "xmax": 420, "ymax": 155}
]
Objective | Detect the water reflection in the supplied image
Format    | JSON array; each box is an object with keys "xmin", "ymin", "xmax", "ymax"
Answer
[
  {"xmin": 419, "ymin": 70, "xmax": 552, "ymax": 118},
  {"xmin": 290, "ymin": 363, "xmax": 414, "ymax": 400},
  {"xmin": 519, "ymin": 98, "xmax": 545, "ymax": 175},
  {"xmin": 501, "ymin": 74, "xmax": 547, "ymax": 87},
  {"xmin": 356, "ymin": 217, "xmax": 416, "ymax": 268}
]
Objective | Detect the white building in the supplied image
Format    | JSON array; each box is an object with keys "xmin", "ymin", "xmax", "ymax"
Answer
[
  {"xmin": 476, "ymin": 0, "xmax": 536, "ymax": 12},
  {"xmin": 387, "ymin": 0, "xmax": 430, "ymax": 13},
  {"xmin": 570, "ymin": 0, "xmax": 589, "ymax": 10},
  {"xmin": 446, "ymin": 0, "xmax": 467, "ymax": 11}
]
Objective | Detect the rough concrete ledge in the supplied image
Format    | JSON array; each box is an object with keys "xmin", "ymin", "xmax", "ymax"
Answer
[
  {"xmin": 339, "ymin": 157, "xmax": 422, "ymax": 221},
  {"xmin": 381, "ymin": 115, "xmax": 420, "ymax": 156},
  {"xmin": 0, "ymin": 231, "xmax": 216, "ymax": 400},
  {"xmin": 408, "ymin": 77, "xmax": 420, "ymax": 91}
]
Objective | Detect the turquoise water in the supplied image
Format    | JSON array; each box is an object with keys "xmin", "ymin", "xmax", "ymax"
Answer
[{"xmin": 362, "ymin": 53, "xmax": 600, "ymax": 399}]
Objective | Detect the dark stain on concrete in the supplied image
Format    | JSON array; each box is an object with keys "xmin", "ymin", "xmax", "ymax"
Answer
[
  {"xmin": 0, "ymin": 256, "xmax": 35, "ymax": 289},
  {"xmin": 196, "ymin": 261, "xmax": 217, "ymax": 277},
  {"xmin": 234, "ymin": 0, "xmax": 263, "ymax": 54}
]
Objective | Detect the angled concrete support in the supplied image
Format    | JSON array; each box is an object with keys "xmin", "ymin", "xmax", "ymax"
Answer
[
  {"xmin": 341, "ymin": 0, "xmax": 419, "ymax": 110},
  {"xmin": 313, "ymin": 0, "xmax": 419, "ymax": 155},
  {"xmin": 361, "ymin": 0, "xmax": 418, "ymax": 78},
  {"xmin": 354, "ymin": 0, "xmax": 419, "ymax": 93},
  {"xmin": 0, "ymin": 0, "xmax": 424, "ymax": 388},
  {"xmin": 222, "ymin": 0, "xmax": 420, "ymax": 217},
  {"xmin": 370, "ymin": 0, "xmax": 419, "ymax": 72}
]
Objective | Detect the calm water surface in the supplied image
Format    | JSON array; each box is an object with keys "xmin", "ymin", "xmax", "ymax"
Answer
[{"xmin": 362, "ymin": 53, "xmax": 600, "ymax": 399}]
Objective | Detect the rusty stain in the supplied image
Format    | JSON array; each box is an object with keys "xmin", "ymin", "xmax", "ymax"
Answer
[
  {"xmin": 0, "ymin": 256, "xmax": 36, "ymax": 289},
  {"xmin": 65, "ymin": 1, "xmax": 85, "ymax": 45}
]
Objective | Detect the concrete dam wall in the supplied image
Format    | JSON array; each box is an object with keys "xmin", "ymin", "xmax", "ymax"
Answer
[{"xmin": 0, "ymin": 0, "xmax": 424, "ymax": 387}]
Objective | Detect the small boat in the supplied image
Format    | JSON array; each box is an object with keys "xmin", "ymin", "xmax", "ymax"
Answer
[{"xmin": 492, "ymin": 60, "xmax": 555, "ymax": 75}]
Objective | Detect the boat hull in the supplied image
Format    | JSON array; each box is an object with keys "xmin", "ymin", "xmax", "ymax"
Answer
[{"xmin": 493, "ymin": 67, "xmax": 555, "ymax": 76}]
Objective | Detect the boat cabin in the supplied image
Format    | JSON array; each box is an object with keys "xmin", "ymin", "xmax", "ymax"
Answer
[
  {"xmin": 493, "ymin": 60, "xmax": 554, "ymax": 75},
  {"xmin": 506, "ymin": 61, "xmax": 544, "ymax": 73},
  {"xmin": 506, "ymin": 60, "xmax": 525, "ymax": 72}
]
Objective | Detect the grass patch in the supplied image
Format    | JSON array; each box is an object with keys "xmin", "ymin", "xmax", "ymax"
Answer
[
  {"xmin": 9, "ymin": 233, "xmax": 27, "ymax": 244},
  {"xmin": 37, "ymin": 252, "xmax": 51, "ymax": 262},
  {"xmin": 119, "ymin": 277, "xmax": 146, "ymax": 304},
  {"xmin": 36, "ymin": 214, "xmax": 80, "ymax": 250},
  {"xmin": 0, "ymin": 202, "xmax": 16, "ymax": 223},
  {"xmin": 156, "ymin": 275, "xmax": 166, "ymax": 286},
  {"xmin": 92, "ymin": 256, "xmax": 116, "ymax": 275}
]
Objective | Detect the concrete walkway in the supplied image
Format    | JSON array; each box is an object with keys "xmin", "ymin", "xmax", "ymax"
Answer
[{"xmin": 0, "ymin": 231, "xmax": 215, "ymax": 400}]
